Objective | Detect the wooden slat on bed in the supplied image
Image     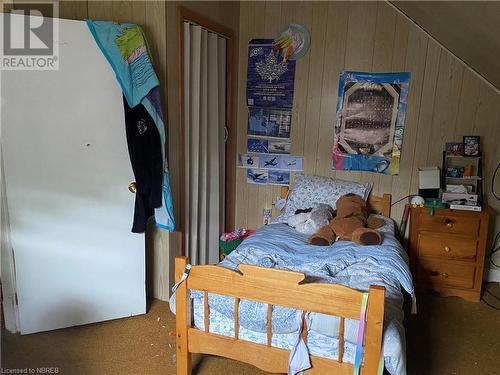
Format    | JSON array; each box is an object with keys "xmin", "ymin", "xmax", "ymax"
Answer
[{"xmin": 175, "ymin": 256, "xmax": 385, "ymax": 375}]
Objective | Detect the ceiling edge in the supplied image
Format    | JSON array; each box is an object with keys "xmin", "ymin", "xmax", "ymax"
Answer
[{"xmin": 387, "ymin": 1, "xmax": 500, "ymax": 94}]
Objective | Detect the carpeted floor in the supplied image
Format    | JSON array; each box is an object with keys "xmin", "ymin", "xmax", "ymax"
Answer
[{"xmin": 2, "ymin": 283, "xmax": 500, "ymax": 375}]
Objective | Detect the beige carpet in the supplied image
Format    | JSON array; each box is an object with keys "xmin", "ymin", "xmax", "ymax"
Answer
[{"xmin": 2, "ymin": 284, "xmax": 500, "ymax": 375}]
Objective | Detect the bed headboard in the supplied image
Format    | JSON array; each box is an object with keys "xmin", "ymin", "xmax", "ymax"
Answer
[{"xmin": 279, "ymin": 186, "xmax": 392, "ymax": 218}]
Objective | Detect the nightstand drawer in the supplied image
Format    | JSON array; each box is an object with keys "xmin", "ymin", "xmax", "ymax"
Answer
[
  {"xmin": 418, "ymin": 259, "xmax": 475, "ymax": 289},
  {"xmin": 418, "ymin": 214, "xmax": 479, "ymax": 237},
  {"xmin": 417, "ymin": 234, "xmax": 477, "ymax": 261}
]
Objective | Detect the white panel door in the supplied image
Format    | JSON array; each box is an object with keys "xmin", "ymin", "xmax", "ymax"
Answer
[{"xmin": 1, "ymin": 16, "xmax": 145, "ymax": 334}]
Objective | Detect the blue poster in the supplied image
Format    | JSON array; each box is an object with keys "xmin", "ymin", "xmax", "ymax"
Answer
[
  {"xmin": 247, "ymin": 39, "xmax": 296, "ymax": 108},
  {"xmin": 333, "ymin": 71, "xmax": 411, "ymax": 175}
]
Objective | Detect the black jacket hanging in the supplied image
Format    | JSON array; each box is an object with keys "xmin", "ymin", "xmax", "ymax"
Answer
[{"xmin": 123, "ymin": 96, "xmax": 163, "ymax": 233}]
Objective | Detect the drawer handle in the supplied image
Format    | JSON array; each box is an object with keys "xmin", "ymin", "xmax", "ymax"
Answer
[
  {"xmin": 444, "ymin": 246, "xmax": 451, "ymax": 252},
  {"xmin": 430, "ymin": 271, "xmax": 449, "ymax": 278},
  {"xmin": 444, "ymin": 218, "xmax": 453, "ymax": 228}
]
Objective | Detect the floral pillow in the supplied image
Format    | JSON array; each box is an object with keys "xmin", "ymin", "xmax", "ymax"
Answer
[{"xmin": 275, "ymin": 174, "xmax": 373, "ymax": 222}]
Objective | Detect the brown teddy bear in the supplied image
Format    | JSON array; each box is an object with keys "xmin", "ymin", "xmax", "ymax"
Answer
[{"xmin": 308, "ymin": 193, "xmax": 385, "ymax": 246}]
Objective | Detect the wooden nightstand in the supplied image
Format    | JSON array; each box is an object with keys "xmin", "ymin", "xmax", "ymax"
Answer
[{"xmin": 409, "ymin": 207, "xmax": 491, "ymax": 302}]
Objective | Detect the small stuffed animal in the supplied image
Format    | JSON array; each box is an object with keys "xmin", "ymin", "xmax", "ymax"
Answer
[
  {"xmin": 308, "ymin": 194, "xmax": 385, "ymax": 246},
  {"xmin": 410, "ymin": 195, "xmax": 425, "ymax": 208},
  {"xmin": 286, "ymin": 204, "xmax": 335, "ymax": 236}
]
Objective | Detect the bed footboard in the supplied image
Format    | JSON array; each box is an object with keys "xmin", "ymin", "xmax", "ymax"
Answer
[{"xmin": 175, "ymin": 256, "xmax": 385, "ymax": 375}]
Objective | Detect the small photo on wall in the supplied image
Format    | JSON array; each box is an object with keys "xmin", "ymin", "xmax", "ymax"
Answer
[
  {"xmin": 247, "ymin": 138, "xmax": 269, "ymax": 153},
  {"xmin": 248, "ymin": 108, "xmax": 291, "ymax": 139},
  {"xmin": 280, "ymin": 156, "xmax": 303, "ymax": 171},
  {"xmin": 268, "ymin": 140, "xmax": 291, "ymax": 154},
  {"xmin": 259, "ymin": 155, "xmax": 281, "ymax": 169},
  {"xmin": 463, "ymin": 136, "xmax": 480, "ymax": 156},
  {"xmin": 238, "ymin": 154, "xmax": 259, "ymax": 168},
  {"xmin": 268, "ymin": 170, "xmax": 290, "ymax": 186},
  {"xmin": 248, "ymin": 138, "xmax": 291, "ymax": 154},
  {"xmin": 247, "ymin": 169, "xmax": 268, "ymax": 184}
]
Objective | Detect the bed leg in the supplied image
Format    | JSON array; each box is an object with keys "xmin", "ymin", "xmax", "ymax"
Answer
[
  {"xmin": 175, "ymin": 256, "xmax": 191, "ymax": 375},
  {"xmin": 364, "ymin": 285, "xmax": 385, "ymax": 374}
]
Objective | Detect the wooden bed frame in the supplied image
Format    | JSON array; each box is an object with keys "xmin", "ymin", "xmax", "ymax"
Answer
[
  {"xmin": 175, "ymin": 193, "xmax": 391, "ymax": 375},
  {"xmin": 278, "ymin": 186, "xmax": 392, "ymax": 218}
]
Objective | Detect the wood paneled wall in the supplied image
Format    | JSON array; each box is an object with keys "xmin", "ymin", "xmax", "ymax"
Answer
[
  {"xmin": 53, "ymin": 1, "xmax": 240, "ymax": 297},
  {"xmin": 234, "ymin": 1, "xmax": 500, "ymax": 246}
]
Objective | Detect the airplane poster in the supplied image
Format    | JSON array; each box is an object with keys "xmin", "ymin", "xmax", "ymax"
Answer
[
  {"xmin": 239, "ymin": 154, "xmax": 303, "ymax": 172},
  {"xmin": 247, "ymin": 138, "xmax": 291, "ymax": 154},
  {"xmin": 239, "ymin": 153, "xmax": 259, "ymax": 168},
  {"xmin": 259, "ymin": 155, "xmax": 281, "ymax": 169},
  {"xmin": 257, "ymin": 155, "xmax": 303, "ymax": 171},
  {"xmin": 281, "ymin": 156, "xmax": 303, "ymax": 171},
  {"xmin": 246, "ymin": 169, "xmax": 268, "ymax": 185},
  {"xmin": 268, "ymin": 140, "xmax": 291, "ymax": 154},
  {"xmin": 247, "ymin": 138, "xmax": 269, "ymax": 153},
  {"xmin": 268, "ymin": 170, "xmax": 290, "ymax": 186}
]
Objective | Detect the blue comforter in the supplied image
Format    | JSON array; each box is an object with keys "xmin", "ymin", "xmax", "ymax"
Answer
[{"xmin": 173, "ymin": 217, "xmax": 413, "ymax": 375}]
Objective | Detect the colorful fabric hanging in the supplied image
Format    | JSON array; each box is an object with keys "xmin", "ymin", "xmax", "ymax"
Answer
[{"xmin": 86, "ymin": 20, "xmax": 175, "ymax": 231}]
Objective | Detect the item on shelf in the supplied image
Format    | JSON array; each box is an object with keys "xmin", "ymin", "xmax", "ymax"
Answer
[
  {"xmin": 441, "ymin": 192, "xmax": 478, "ymax": 205},
  {"xmin": 463, "ymin": 164, "xmax": 473, "ymax": 177},
  {"xmin": 463, "ymin": 135, "xmax": 480, "ymax": 156},
  {"xmin": 445, "ymin": 142, "xmax": 463, "ymax": 156},
  {"xmin": 446, "ymin": 184, "xmax": 472, "ymax": 193},
  {"xmin": 442, "ymin": 147, "xmax": 483, "ymax": 206},
  {"xmin": 449, "ymin": 203, "xmax": 482, "ymax": 212},
  {"xmin": 446, "ymin": 167, "xmax": 464, "ymax": 178}
]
